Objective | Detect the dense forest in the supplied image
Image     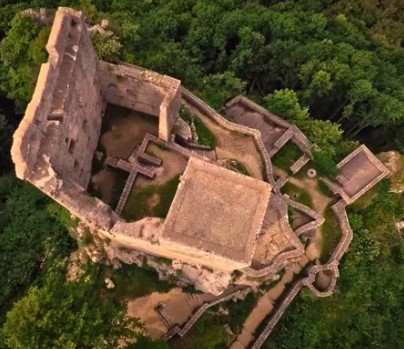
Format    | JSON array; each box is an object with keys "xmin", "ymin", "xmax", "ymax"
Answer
[{"xmin": 0, "ymin": 0, "xmax": 403, "ymax": 348}]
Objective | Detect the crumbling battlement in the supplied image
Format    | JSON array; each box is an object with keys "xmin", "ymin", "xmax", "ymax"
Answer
[
  {"xmin": 12, "ymin": 7, "xmax": 103, "ymax": 189},
  {"xmin": 12, "ymin": 7, "xmax": 181, "ymax": 192}
]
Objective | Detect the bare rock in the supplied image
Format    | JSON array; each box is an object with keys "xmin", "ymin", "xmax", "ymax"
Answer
[
  {"xmin": 378, "ymin": 151, "xmax": 400, "ymax": 176},
  {"xmin": 101, "ymin": 19, "xmax": 110, "ymax": 29},
  {"xmin": 104, "ymin": 277, "xmax": 115, "ymax": 289},
  {"xmin": 89, "ymin": 24, "xmax": 106, "ymax": 34},
  {"xmin": 378, "ymin": 151, "xmax": 404, "ymax": 193},
  {"xmin": 178, "ymin": 264, "xmax": 232, "ymax": 296},
  {"xmin": 22, "ymin": 8, "xmax": 53, "ymax": 25},
  {"xmin": 173, "ymin": 118, "xmax": 192, "ymax": 141}
]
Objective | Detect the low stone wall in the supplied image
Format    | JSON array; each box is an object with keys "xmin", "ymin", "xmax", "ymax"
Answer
[
  {"xmin": 248, "ymin": 199, "xmax": 351, "ymax": 348},
  {"xmin": 322, "ymin": 145, "xmax": 390, "ymax": 204},
  {"xmin": 330, "ymin": 201, "xmax": 353, "ymax": 262},
  {"xmin": 250, "ymin": 280, "xmax": 304, "ymax": 349},
  {"xmin": 225, "ymin": 96, "xmax": 312, "ymax": 158},
  {"xmin": 242, "ymin": 196, "xmax": 322, "ymax": 279},
  {"xmin": 285, "ymin": 198, "xmax": 325, "ymax": 236},
  {"xmin": 162, "ymin": 287, "xmax": 249, "ymax": 340},
  {"xmin": 181, "ymin": 88, "xmax": 275, "ymax": 188},
  {"xmin": 290, "ymin": 154, "xmax": 310, "ymax": 174}
]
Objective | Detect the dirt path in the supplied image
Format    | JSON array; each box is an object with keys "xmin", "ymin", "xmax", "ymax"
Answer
[
  {"xmin": 231, "ymin": 171, "xmax": 332, "ymax": 349},
  {"xmin": 274, "ymin": 167, "xmax": 332, "ymax": 260},
  {"xmin": 286, "ymin": 176, "xmax": 332, "ymax": 260},
  {"xmin": 231, "ymin": 254, "xmax": 310, "ymax": 349},
  {"xmin": 127, "ymin": 288, "xmax": 215, "ymax": 339},
  {"xmin": 184, "ymin": 102, "xmax": 264, "ymax": 180}
]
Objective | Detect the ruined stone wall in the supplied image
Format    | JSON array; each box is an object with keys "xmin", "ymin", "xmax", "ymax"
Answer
[
  {"xmin": 97, "ymin": 61, "xmax": 181, "ymax": 141},
  {"xmin": 11, "ymin": 7, "xmax": 104, "ymax": 188},
  {"xmin": 51, "ymin": 14, "xmax": 103, "ymax": 187},
  {"xmin": 181, "ymin": 87, "xmax": 275, "ymax": 187},
  {"xmin": 159, "ymin": 84, "xmax": 182, "ymax": 141}
]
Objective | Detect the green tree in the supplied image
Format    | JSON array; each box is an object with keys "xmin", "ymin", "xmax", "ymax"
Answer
[
  {"xmin": 1, "ymin": 267, "xmax": 139, "ymax": 349},
  {"xmin": 0, "ymin": 177, "xmax": 75, "ymax": 314},
  {"xmin": 0, "ymin": 114, "xmax": 14, "ymax": 174},
  {"xmin": 90, "ymin": 30, "xmax": 122, "ymax": 62},
  {"xmin": 0, "ymin": 13, "xmax": 49, "ymax": 110},
  {"xmin": 197, "ymin": 71, "xmax": 246, "ymax": 109},
  {"xmin": 264, "ymin": 88, "xmax": 309, "ymax": 122}
]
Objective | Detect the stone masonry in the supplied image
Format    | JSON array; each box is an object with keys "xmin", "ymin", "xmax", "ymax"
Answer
[
  {"xmin": 10, "ymin": 6, "xmax": 392, "ymax": 346},
  {"xmin": 11, "ymin": 7, "xmax": 290, "ymax": 276}
]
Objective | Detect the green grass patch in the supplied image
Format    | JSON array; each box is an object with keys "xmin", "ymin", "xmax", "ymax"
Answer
[
  {"xmin": 294, "ymin": 160, "xmax": 314, "ymax": 179},
  {"xmin": 320, "ymin": 205, "xmax": 342, "ymax": 263},
  {"xmin": 317, "ymin": 180, "xmax": 335, "ymax": 198},
  {"xmin": 231, "ymin": 160, "xmax": 250, "ymax": 176},
  {"xmin": 222, "ymin": 293, "xmax": 258, "ymax": 333},
  {"xmin": 349, "ymin": 184, "xmax": 378, "ymax": 211},
  {"xmin": 169, "ymin": 312, "xmax": 228, "ymax": 349},
  {"xmin": 180, "ymin": 108, "xmax": 217, "ymax": 148},
  {"xmin": 122, "ymin": 175, "xmax": 180, "ymax": 222},
  {"xmin": 272, "ymin": 142, "xmax": 302, "ymax": 172},
  {"xmin": 281, "ymin": 182, "xmax": 314, "ymax": 208},
  {"xmin": 102, "ymin": 264, "xmax": 173, "ymax": 300},
  {"xmin": 155, "ymin": 256, "xmax": 172, "ymax": 266}
]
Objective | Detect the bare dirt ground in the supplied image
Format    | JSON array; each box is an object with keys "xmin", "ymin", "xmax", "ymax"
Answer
[
  {"xmin": 127, "ymin": 288, "xmax": 215, "ymax": 339},
  {"xmin": 184, "ymin": 102, "xmax": 264, "ymax": 180},
  {"xmin": 230, "ymin": 267, "xmax": 299, "ymax": 349},
  {"xmin": 100, "ymin": 106, "xmax": 158, "ymax": 159},
  {"xmin": 315, "ymin": 270, "xmax": 333, "ymax": 290},
  {"xmin": 274, "ymin": 166, "xmax": 332, "ymax": 260},
  {"xmin": 287, "ymin": 176, "xmax": 332, "ymax": 260},
  {"xmin": 90, "ymin": 106, "xmax": 158, "ymax": 204},
  {"xmin": 231, "ymin": 169, "xmax": 332, "ymax": 349},
  {"xmin": 91, "ymin": 167, "xmax": 124, "ymax": 204},
  {"xmin": 136, "ymin": 143, "xmax": 188, "ymax": 188}
]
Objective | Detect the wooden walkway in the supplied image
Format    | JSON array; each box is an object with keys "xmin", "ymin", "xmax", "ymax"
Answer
[{"xmin": 105, "ymin": 140, "xmax": 162, "ymax": 215}]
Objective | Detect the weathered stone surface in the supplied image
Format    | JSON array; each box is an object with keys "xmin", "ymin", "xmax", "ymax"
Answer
[
  {"xmin": 11, "ymin": 7, "xmax": 305, "ymax": 296},
  {"xmin": 104, "ymin": 278, "xmax": 115, "ymax": 289},
  {"xmin": 162, "ymin": 157, "xmax": 272, "ymax": 271},
  {"xmin": 178, "ymin": 263, "xmax": 232, "ymax": 296},
  {"xmin": 378, "ymin": 151, "xmax": 404, "ymax": 193}
]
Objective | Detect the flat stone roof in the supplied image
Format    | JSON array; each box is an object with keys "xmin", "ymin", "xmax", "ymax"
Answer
[
  {"xmin": 163, "ymin": 158, "xmax": 272, "ymax": 264},
  {"xmin": 337, "ymin": 145, "xmax": 390, "ymax": 203}
]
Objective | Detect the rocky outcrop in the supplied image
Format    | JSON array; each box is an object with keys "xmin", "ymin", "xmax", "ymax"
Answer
[
  {"xmin": 173, "ymin": 261, "xmax": 232, "ymax": 296},
  {"xmin": 378, "ymin": 151, "xmax": 404, "ymax": 193}
]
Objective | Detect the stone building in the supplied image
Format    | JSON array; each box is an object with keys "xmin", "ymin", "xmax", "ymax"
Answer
[{"xmin": 11, "ymin": 7, "xmax": 306, "ymax": 289}]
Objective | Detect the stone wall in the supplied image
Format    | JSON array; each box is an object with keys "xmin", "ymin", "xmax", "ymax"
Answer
[
  {"xmin": 12, "ymin": 7, "xmax": 103, "ymax": 189},
  {"xmin": 97, "ymin": 61, "xmax": 181, "ymax": 141},
  {"xmin": 162, "ymin": 287, "xmax": 249, "ymax": 340},
  {"xmin": 225, "ymin": 96, "xmax": 312, "ymax": 155},
  {"xmin": 181, "ymin": 87, "xmax": 276, "ymax": 188}
]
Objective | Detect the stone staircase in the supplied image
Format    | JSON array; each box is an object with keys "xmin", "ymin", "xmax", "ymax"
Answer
[
  {"xmin": 115, "ymin": 170, "xmax": 137, "ymax": 215},
  {"xmin": 184, "ymin": 293, "xmax": 205, "ymax": 313}
]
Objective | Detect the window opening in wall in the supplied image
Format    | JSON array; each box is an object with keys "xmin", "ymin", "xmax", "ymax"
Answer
[
  {"xmin": 68, "ymin": 139, "xmax": 76, "ymax": 154},
  {"xmin": 47, "ymin": 110, "xmax": 64, "ymax": 122}
]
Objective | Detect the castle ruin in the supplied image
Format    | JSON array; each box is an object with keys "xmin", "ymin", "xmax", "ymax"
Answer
[
  {"xmin": 11, "ymin": 7, "xmax": 391, "ymax": 348},
  {"xmin": 11, "ymin": 7, "xmax": 303, "ymax": 276}
]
